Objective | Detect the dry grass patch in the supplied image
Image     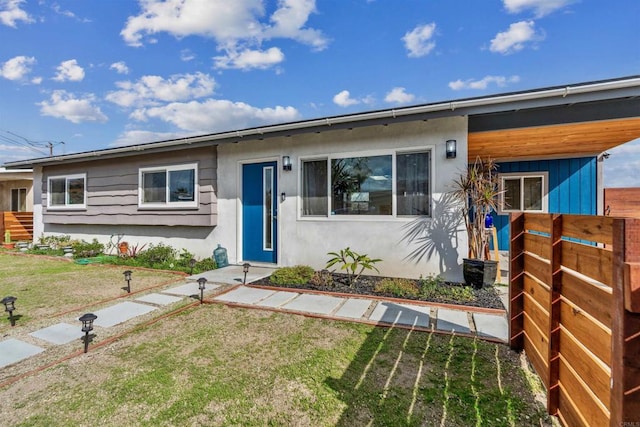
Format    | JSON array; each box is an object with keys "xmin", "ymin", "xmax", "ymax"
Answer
[{"xmin": 0, "ymin": 253, "xmax": 184, "ymax": 332}]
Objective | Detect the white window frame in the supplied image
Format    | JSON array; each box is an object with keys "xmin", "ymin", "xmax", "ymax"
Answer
[
  {"xmin": 11, "ymin": 187, "xmax": 27, "ymax": 212},
  {"xmin": 298, "ymin": 146, "xmax": 434, "ymax": 220},
  {"xmin": 138, "ymin": 162, "xmax": 199, "ymax": 209},
  {"xmin": 47, "ymin": 173, "xmax": 87, "ymax": 210},
  {"xmin": 498, "ymin": 172, "xmax": 548, "ymax": 214}
]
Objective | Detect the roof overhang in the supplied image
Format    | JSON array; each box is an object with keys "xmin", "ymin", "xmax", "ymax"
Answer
[
  {"xmin": 0, "ymin": 167, "xmax": 33, "ymax": 182},
  {"xmin": 4, "ymin": 75, "xmax": 640, "ymax": 169}
]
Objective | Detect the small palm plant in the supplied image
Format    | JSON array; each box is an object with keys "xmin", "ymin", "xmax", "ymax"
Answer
[{"xmin": 326, "ymin": 247, "xmax": 381, "ymax": 286}]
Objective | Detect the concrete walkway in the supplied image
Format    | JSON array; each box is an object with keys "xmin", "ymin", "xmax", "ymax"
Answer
[{"xmin": 1, "ymin": 264, "xmax": 508, "ymax": 370}]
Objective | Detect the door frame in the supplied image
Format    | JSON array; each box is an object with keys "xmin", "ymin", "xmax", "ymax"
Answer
[{"xmin": 237, "ymin": 157, "xmax": 281, "ymax": 265}]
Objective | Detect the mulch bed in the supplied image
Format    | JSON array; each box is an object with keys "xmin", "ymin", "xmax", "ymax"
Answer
[{"xmin": 250, "ymin": 272, "xmax": 505, "ymax": 310}]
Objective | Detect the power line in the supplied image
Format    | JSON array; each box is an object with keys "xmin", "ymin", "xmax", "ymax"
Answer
[{"xmin": 0, "ymin": 130, "xmax": 64, "ymax": 156}]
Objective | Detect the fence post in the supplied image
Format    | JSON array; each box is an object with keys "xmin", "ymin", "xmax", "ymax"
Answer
[
  {"xmin": 509, "ymin": 212, "xmax": 525, "ymax": 350},
  {"xmin": 611, "ymin": 218, "xmax": 640, "ymax": 425},
  {"xmin": 547, "ymin": 214, "xmax": 562, "ymax": 415}
]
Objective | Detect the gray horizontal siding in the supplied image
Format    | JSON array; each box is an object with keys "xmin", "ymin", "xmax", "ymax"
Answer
[{"xmin": 42, "ymin": 147, "xmax": 217, "ymax": 227}]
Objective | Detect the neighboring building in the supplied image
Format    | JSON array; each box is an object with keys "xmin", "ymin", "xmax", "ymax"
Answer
[
  {"xmin": 4, "ymin": 76, "xmax": 640, "ymax": 280},
  {"xmin": 0, "ymin": 167, "xmax": 33, "ymax": 212}
]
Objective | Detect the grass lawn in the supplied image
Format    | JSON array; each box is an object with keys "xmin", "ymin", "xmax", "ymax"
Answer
[
  {"xmin": 0, "ymin": 252, "xmax": 185, "ymax": 332},
  {"xmin": 0, "ymin": 253, "xmax": 551, "ymax": 426}
]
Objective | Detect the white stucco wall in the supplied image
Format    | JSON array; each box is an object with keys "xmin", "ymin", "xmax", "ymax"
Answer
[{"xmin": 216, "ymin": 116, "xmax": 469, "ymax": 281}]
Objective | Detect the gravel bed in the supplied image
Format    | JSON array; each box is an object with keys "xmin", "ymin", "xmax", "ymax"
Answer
[{"xmin": 251, "ymin": 273, "xmax": 505, "ymax": 310}]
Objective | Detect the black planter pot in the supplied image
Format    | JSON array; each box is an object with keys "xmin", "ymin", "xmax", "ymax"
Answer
[{"xmin": 463, "ymin": 258, "xmax": 498, "ymax": 289}]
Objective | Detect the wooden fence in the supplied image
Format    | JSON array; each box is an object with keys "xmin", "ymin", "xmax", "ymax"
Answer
[
  {"xmin": 1, "ymin": 211, "xmax": 34, "ymax": 242},
  {"xmin": 509, "ymin": 213, "xmax": 640, "ymax": 426}
]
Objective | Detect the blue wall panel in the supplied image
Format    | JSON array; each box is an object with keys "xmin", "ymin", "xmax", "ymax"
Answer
[{"xmin": 492, "ymin": 157, "xmax": 597, "ymax": 251}]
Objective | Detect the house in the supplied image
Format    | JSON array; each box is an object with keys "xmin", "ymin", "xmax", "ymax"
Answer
[
  {"xmin": 4, "ymin": 76, "xmax": 640, "ymax": 281},
  {"xmin": 0, "ymin": 167, "xmax": 34, "ymax": 242}
]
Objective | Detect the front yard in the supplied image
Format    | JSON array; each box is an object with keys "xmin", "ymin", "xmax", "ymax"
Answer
[{"xmin": 0, "ymin": 253, "xmax": 551, "ymax": 426}]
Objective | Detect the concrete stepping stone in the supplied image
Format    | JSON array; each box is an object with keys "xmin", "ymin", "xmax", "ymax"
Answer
[
  {"xmin": 135, "ymin": 293, "xmax": 183, "ymax": 306},
  {"xmin": 0, "ymin": 338, "xmax": 45, "ymax": 368},
  {"xmin": 281, "ymin": 293, "xmax": 344, "ymax": 315},
  {"xmin": 30, "ymin": 323, "xmax": 81, "ymax": 345},
  {"xmin": 255, "ymin": 291, "xmax": 299, "ymax": 308},
  {"xmin": 473, "ymin": 313, "xmax": 508, "ymax": 342},
  {"xmin": 162, "ymin": 282, "xmax": 220, "ymax": 297},
  {"xmin": 369, "ymin": 302, "xmax": 430, "ymax": 328},
  {"xmin": 214, "ymin": 286, "xmax": 275, "ymax": 304},
  {"xmin": 334, "ymin": 298, "xmax": 372, "ymax": 319},
  {"xmin": 92, "ymin": 301, "xmax": 158, "ymax": 328},
  {"xmin": 436, "ymin": 308, "xmax": 471, "ymax": 334}
]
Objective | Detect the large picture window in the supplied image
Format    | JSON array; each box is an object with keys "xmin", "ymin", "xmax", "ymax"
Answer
[
  {"xmin": 500, "ymin": 173, "xmax": 547, "ymax": 213},
  {"xmin": 139, "ymin": 163, "xmax": 198, "ymax": 208},
  {"xmin": 47, "ymin": 174, "xmax": 86, "ymax": 209},
  {"xmin": 301, "ymin": 149, "xmax": 431, "ymax": 218}
]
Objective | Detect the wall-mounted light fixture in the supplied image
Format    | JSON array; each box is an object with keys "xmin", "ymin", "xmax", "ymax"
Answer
[
  {"xmin": 282, "ymin": 155, "xmax": 292, "ymax": 171},
  {"xmin": 446, "ymin": 140, "xmax": 457, "ymax": 159}
]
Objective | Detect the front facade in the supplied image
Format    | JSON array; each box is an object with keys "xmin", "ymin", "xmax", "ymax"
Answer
[{"xmin": 6, "ymin": 76, "xmax": 640, "ymax": 281}]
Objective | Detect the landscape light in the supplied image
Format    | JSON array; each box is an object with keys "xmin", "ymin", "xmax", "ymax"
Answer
[
  {"xmin": 79, "ymin": 313, "xmax": 97, "ymax": 353},
  {"xmin": 243, "ymin": 263, "xmax": 251, "ymax": 285},
  {"xmin": 2, "ymin": 296, "xmax": 17, "ymax": 327},
  {"xmin": 123, "ymin": 270, "xmax": 132, "ymax": 293},
  {"xmin": 197, "ymin": 277, "xmax": 207, "ymax": 304}
]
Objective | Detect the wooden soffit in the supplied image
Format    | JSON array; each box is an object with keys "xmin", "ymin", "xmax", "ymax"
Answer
[{"xmin": 468, "ymin": 117, "xmax": 640, "ymax": 161}]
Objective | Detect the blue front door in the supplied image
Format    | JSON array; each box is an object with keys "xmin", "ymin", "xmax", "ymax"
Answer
[{"xmin": 242, "ymin": 162, "xmax": 278, "ymax": 263}]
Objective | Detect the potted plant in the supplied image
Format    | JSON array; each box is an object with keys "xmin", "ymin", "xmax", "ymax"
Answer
[
  {"xmin": 453, "ymin": 156, "xmax": 501, "ymax": 288},
  {"xmin": 3, "ymin": 230, "xmax": 15, "ymax": 249}
]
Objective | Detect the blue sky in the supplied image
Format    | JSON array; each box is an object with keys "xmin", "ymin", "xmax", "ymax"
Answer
[{"xmin": 1, "ymin": 0, "xmax": 639, "ymax": 186}]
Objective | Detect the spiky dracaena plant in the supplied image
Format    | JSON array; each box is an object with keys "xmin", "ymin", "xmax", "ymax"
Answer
[{"xmin": 453, "ymin": 157, "xmax": 501, "ymax": 260}]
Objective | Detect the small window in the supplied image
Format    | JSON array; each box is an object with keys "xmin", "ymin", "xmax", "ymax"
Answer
[
  {"xmin": 332, "ymin": 155, "xmax": 392, "ymax": 216},
  {"xmin": 47, "ymin": 174, "xmax": 86, "ymax": 209},
  {"xmin": 302, "ymin": 159, "xmax": 328, "ymax": 216},
  {"xmin": 139, "ymin": 163, "xmax": 198, "ymax": 208},
  {"xmin": 397, "ymin": 151, "xmax": 431, "ymax": 216},
  {"xmin": 500, "ymin": 173, "xmax": 547, "ymax": 213},
  {"xmin": 11, "ymin": 188, "xmax": 27, "ymax": 212}
]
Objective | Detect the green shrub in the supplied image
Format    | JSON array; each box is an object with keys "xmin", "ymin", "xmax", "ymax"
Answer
[
  {"xmin": 419, "ymin": 275, "xmax": 474, "ymax": 302},
  {"xmin": 375, "ymin": 278, "xmax": 420, "ymax": 298},
  {"xmin": 38, "ymin": 234, "xmax": 71, "ymax": 250},
  {"xmin": 72, "ymin": 239, "xmax": 104, "ymax": 258},
  {"xmin": 270, "ymin": 265, "xmax": 315, "ymax": 285},
  {"xmin": 136, "ymin": 243, "xmax": 176, "ymax": 264},
  {"xmin": 194, "ymin": 258, "xmax": 215, "ymax": 273}
]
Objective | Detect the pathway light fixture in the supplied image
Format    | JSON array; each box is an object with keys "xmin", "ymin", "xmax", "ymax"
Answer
[
  {"xmin": 197, "ymin": 277, "xmax": 207, "ymax": 304},
  {"xmin": 189, "ymin": 258, "xmax": 196, "ymax": 275},
  {"xmin": 243, "ymin": 263, "xmax": 251, "ymax": 285},
  {"xmin": 123, "ymin": 270, "xmax": 132, "ymax": 293},
  {"xmin": 2, "ymin": 296, "xmax": 17, "ymax": 327},
  {"xmin": 79, "ymin": 313, "xmax": 97, "ymax": 353}
]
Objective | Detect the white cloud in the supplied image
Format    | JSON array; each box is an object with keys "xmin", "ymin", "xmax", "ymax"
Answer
[
  {"xmin": 130, "ymin": 99, "xmax": 301, "ymax": 133},
  {"xmin": 106, "ymin": 72, "xmax": 216, "ymax": 108},
  {"xmin": 448, "ymin": 75, "xmax": 521, "ymax": 90},
  {"xmin": 213, "ymin": 47, "xmax": 285, "ymax": 70},
  {"xmin": 0, "ymin": 0, "xmax": 33, "ymax": 27},
  {"xmin": 31, "ymin": 76, "xmax": 42, "ymax": 84},
  {"xmin": 0, "ymin": 55, "xmax": 35, "ymax": 80},
  {"xmin": 180, "ymin": 49, "xmax": 196, "ymax": 61},
  {"xmin": 402, "ymin": 23, "xmax": 437, "ymax": 58},
  {"xmin": 121, "ymin": 0, "xmax": 327, "ymax": 70},
  {"xmin": 38, "ymin": 90, "xmax": 108, "ymax": 124},
  {"xmin": 109, "ymin": 61, "xmax": 129, "ymax": 75},
  {"xmin": 53, "ymin": 59, "xmax": 85, "ymax": 82},
  {"xmin": 384, "ymin": 87, "xmax": 415, "ymax": 104},
  {"xmin": 51, "ymin": 3, "xmax": 91, "ymax": 22},
  {"xmin": 333, "ymin": 90, "xmax": 359, "ymax": 107},
  {"xmin": 490, "ymin": 20, "xmax": 540, "ymax": 54},
  {"xmin": 503, "ymin": 0, "xmax": 574, "ymax": 17}
]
